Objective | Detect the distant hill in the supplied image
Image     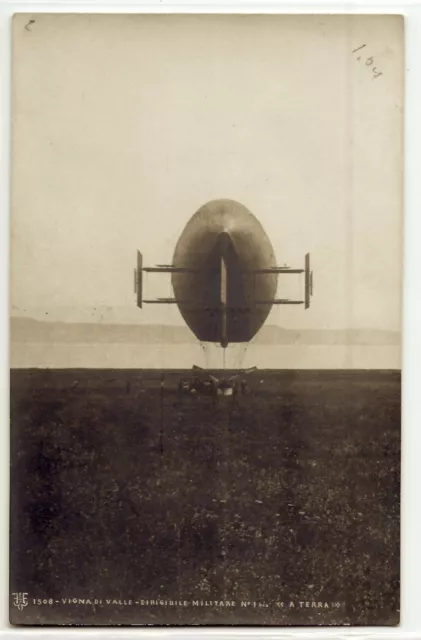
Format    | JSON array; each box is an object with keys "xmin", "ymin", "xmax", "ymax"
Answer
[
  {"xmin": 10, "ymin": 317, "xmax": 400, "ymax": 346},
  {"xmin": 256, "ymin": 325, "xmax": 400, "ymax": 346}
]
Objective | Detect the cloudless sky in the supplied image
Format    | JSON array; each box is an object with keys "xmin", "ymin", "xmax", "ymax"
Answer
[{"xmin": 11, "ymin": 14, "xmax": 403, "ymax": 332}]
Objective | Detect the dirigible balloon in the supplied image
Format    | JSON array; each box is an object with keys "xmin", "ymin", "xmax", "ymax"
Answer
[{"xmin": 135, "ymin": 199, "xmax": 313, "ymax": 349}]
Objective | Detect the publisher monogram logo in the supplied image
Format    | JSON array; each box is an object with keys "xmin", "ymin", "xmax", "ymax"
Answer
[{"xmin": 12, "ymin": 593, "xmax": 28, "ymax": 611}]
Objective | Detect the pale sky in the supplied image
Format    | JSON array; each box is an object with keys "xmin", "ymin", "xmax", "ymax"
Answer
[{"xmin": 11, "ymin": 14, "xmax": 403, "ymax": 332}]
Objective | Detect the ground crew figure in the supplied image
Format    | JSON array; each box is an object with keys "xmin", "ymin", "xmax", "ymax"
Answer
[
  {"xmin": 230, "ymin": 380, "xmax": 242, "ymax": 418},
  {"xmin": 212, "ymin": 380, "xmax": 218, "ymax": 407}
]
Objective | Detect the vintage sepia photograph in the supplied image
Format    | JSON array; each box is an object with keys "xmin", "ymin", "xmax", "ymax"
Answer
[{"xmin": 9, "ymin": 13, "xmax": 403, "ymax": 625}]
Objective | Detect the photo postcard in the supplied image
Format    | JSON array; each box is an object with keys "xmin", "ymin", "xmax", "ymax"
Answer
[{"xmin": 9, "ymin": 13, "xmax": 403, "ymax": 626}]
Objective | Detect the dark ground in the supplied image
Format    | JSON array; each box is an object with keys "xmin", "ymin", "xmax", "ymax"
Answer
[{"xmin": 10, "ymin": 369, "xmax": 400, "ymax": 626}]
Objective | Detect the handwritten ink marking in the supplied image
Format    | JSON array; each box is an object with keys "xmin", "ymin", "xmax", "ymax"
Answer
[
  {"xmin": 24, "ymin": 19, "xmax": 35, "ymax": 32},
  {"xmin": 352, "ymin": 44, "xmax": 367, "ymax": 54},
  {"xmin": 352, "ymin": 45, "xmax": 383, "ymax": 80}
]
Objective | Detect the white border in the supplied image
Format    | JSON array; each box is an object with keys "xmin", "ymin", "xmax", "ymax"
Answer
[{"xmin": 1, "ymin": 1, "xmax": 420, "ymax": 638}]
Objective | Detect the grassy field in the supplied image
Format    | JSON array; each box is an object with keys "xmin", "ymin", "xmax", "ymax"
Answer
[{"xmin": 10, "ymin": 369, "xmax": 400, "ymax": 626}]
